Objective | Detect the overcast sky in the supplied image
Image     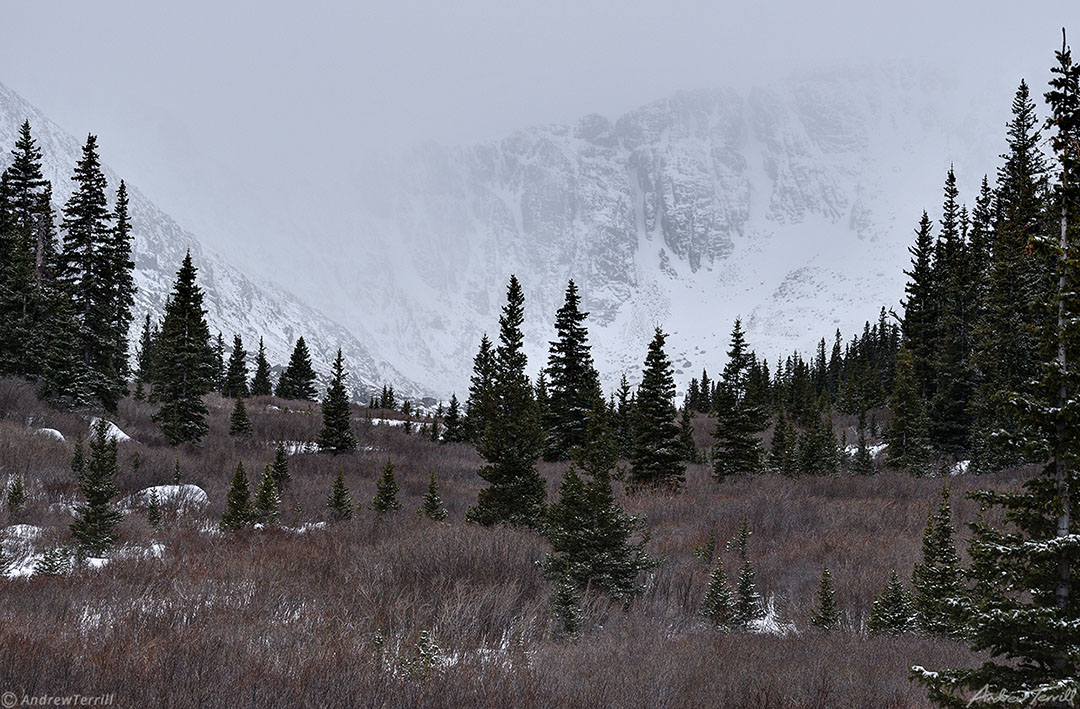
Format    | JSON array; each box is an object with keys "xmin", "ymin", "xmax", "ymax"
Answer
[{"xmin": 0, "ymin": 1, "xmax": 1073, "ymax": 261}]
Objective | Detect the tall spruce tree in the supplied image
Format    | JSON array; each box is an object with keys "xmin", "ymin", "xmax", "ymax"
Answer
[
  {"xmin": 464, "ymin": 334, "xmax": 496, "ymax": 445},
  {"xmin": 105, "ymin": 180, "xmax": 135, "ymax": 392},
  {"xmin": 275, "ymin": 337, "xmax": 317, "ymax": 401},
  {"xmin": 469, "ymin": 276, "xmax": 545, "ymax": 527},
  {"xmin": 916, "ymin": 35, "xmax": 1080, "ymax": 708},
  {"xmin": 152, "ymin": 253, "xmax": 216, "ymax": 445},
  {"xmin": 223, "ymin": 334, "xmax": 249, "ymax": 399},
  {"xmin": 69, "ymin": 419, "xmax": 123, "ymax": 556},
  {"xmin": 543, "ymin": 280, "xmax": 604, "ymax": 461},
  {"xmin": 420, "ymin": 471, "xmax": 448, "ymax": 521},
  {"xmin": 628, "ymin": 328, "xmax": 685, "ymax": 491},
  {"xmin": 712, "ymin": 319, "xmax": 766, "ymax": 478},
  {"xmin": 249, "ymin": 337, "xmax": 273, "ymax": 396},
  {"xmin": 441, "ymin": 394, "xmax": 465, "ymax": 443},
  {"xmin": 541, "ymin": 404, "xmax": 658, "ymax": 601},
  {"xmin": 811, "ymin": 564, "xmax": 841, "ymax": 631},
  {"xmin": 911, "ymin": 485, "xmax": 967, "ymax": 637},
  {"xmin": 220, "ymin": 462, "xmax": 253, "ymax": 530},
  {"xmin": 318, "ymin": 348, "xmax": 357, "ymax": 453},
  {"xmin": 269, "ymin": 442, "xmax": 290, "ymax": 490},
  {"xmin": 886, "ymin": 346, "xmax": 933, "ymax": 475},
  {"xmin": 229, "ymin": 396, "xmax": 253, "ymax": 436},
  {"xmin": 902, "ymin": 211, "xmax": 938, "ymax": 400}
]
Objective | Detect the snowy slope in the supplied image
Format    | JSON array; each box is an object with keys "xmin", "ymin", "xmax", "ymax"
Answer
[
  {"xmin": 290, "ymin": 66, "xmax": 1004, "ymax": 396},
  {"xmin": 0, "ymin": 82, "xmax": 419, "ymax": 400}
]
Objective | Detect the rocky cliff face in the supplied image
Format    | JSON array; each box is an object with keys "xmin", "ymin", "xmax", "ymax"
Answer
[{"xmin": 0, "ymin": 81, "xmax": 417, "ymax": 400}]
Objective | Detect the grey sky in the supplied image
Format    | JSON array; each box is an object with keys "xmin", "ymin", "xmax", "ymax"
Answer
[{"xmin": 0, "ymin": 1, "xmax": 1073, "ymax": 262}]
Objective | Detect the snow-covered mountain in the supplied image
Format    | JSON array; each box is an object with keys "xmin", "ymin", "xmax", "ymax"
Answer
[
  {"xmin": 284, "ymin": 65, "xmax": 1004, "ymax": 396},
  {"xmin": 0, "ymin": 81, "xmax": 419, "ymax": 400},
  {"xmin": 3, "ymin": 65, "xmax": 1009, "ymax": 401}
]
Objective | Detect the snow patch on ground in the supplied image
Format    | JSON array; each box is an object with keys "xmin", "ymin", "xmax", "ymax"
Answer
[
  {"xmin": 284, "ymin": 522, "xmax": 327, "ymax": 534},
  {"xmin": 89, "ymin": 417, "xmax": 135, "ymax": 443},
  {"xmin": 950, "ymin": 460, "xmax": 971, "ymax": 476},
  {"xmin": 748, "ymin": 596, "xmax": 798, "ymax": 636},
  {"xmin": 35, "ymin": 428, "xmax": 64, "ymax": 441},
  {"xmin": 842, "ymin": 442, "xmax": 888, "ymax": 458},
  {"xmin": 3, "ymin": 524, "xmax": 45, "ymax": 540},
  {"xmin": 277, "ymin": 440, "xmax": 318, "ymax": 455}
]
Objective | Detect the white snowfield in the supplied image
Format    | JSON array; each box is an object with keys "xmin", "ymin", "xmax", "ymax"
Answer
[
  {"xmin": 134, "ymin": 485, "xmax": 209, "ymax": 509},
  {"xmin": 89, "ymin": 417, "xmax": 135, "ymax": 443}
]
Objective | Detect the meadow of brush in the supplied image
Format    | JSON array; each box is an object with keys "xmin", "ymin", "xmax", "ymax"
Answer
[{"xmin": 0, "ymin": 377, "xmax": 1026, "ymax": 708}]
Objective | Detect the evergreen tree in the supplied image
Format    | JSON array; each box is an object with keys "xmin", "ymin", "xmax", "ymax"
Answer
[
  {"xmin": 614, "ymin": 374, "xmax": 635, "ymax": 458},
  {"xmin": 917, "ymin": 42, "xmax": 1080, "ymax": 705},
  {"xmin": 886, "ymin": 346, "xmax": 933, "ymax": 475},
  {"xmin": 767, "ymin": 407, "xmax": 798, "ymax": 476},
  {"xmin": 551, "ymin": 575, "xmax": 582, "ymax": 638},
  {"xmin": 252, "ymin": 464, "xmax": 281, "ymax": 526},
  {"xmin": 902, "ymin": 211, "xmax": 938, "ymax": 400},
  {"xmin": 911, "ymin": 485, "xmax": 967, "ymax": 637},
  {"xmin": 212, "ymin": 333, "xmax": 226, "ymax": 392},
  {"xmin": 370, "ymin": 457, "xmax": 402, "ymax": 515},
  {"xmin": 326, "ymin": 471, "xmax": 353, "ymax": 521},
  {"xmin": 541, "ymin": 405, "xmax": 658, "ymax": 601},
  {"xmin": 134, "ymin": 313, "xmax": 155, "ymax": 398},
  {"xmin": 420, "ymin": 471, "xmax": 448, "ymax": 521},
  {"xmin": 229, "ymin": 396, "xmax": 253, "ymax": 436},
  {"xmin": 677, "ymin": 405, "xmax": 697, "ymax": 463},
  {"xmin": 58, "ymin": 135, "xmax": 128, "ymax": 410},
  {"xmin": 850, "ymin": 413, "xmax": 876, "ymax": 475},
  {"xmin": 628, "ymin": 327, "xmax": 685, "ymax": 491},
  {"xmin": 318, "ymin": 348, "xmax": 357, "ymax": 453},
  {"xmin": 220, "ymin": 461, "xmax": 253, "ymax": 530},
  {"xmin": 867, "ymin": 570, "xmax": 916, "ymax": 635},
  {"xmin": 464, "ymin": 334, "xmax": 496, "ymax": 444},
  {"xmin": 712, "ymin": 319, "xmax": 766, "ymax": 478},
  {"xmin": 270, "ymin": 442, "xmax": 290, "ymax": 490},
  {"xmin": 69, "ymin": 419, "xmax": 123, "ymax": 556},
  {"xmin": 811, "ymin": 564, "xmax": 841, "ymax": 630},
  {"xmin": 469, "ymin": 276, "xmax": 545, "ymax": 527},
  {"xmin": 37, "ymin": 277, "xmax": 93, "ymax": 408},
  {"xmin": 249, "ymin": 337, "xmax": 273, "ymax": 396},
  {"xmin": 401, "ymin": 400, "xmax": 413, "ymax": 435},
  {"xmin": 152, "ymin": 253, "xmax": 215, "ymax": 445},
  {"xmin": 275, "ymin": 337, "xmax": 317, "ymax": 401},
  {"xmin": 104, "ymin": 179, "xmax": 135, "ymax": 393},
  {"xmin": 441, "ymin": 394, "xmax": 465, "ymax": 443},
  {"xmin": 701, "ymin": 560, "xmax": 736, "ymax": 629},
  {"xmin": 6, "ymin": 474, "xmax": 26, "ymax": 516},
  {"xmin": 733, "ymin": 558, "xmax": 764, "ymax": 628},
  {"xmin": 34, "ymin": 546, "xmax": 71, "ymax": 576},
  {"xmin": 543, "ymin": 280, "xmax": 604, "ymax": 461},
  {"xmin": 146, "ymin": 489, "xmax": 163, "ymax": 529},
  {"xmin": 223, "ymin": 334, "xmax": 249, "ymax": 399}
]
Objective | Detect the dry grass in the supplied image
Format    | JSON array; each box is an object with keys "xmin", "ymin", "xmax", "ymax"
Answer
[{"xmin": 0, "ymin": 377, "xmax": 1024, "ymax": 708}]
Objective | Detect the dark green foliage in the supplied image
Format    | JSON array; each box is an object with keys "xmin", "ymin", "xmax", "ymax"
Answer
[
  {"xmin": 34, "ymin": 546, "xmax": 71, "ymax": 576},
  {"xmin": 464, "ymin": 334, "xmax": 496, "ymax": 444},
  {"xmin": 152, "ymin": 253, "xmax": 216, "ymax": 445},
  {"xmin": 71, "ymin": 434, "xmax": 85, "ymax": 479},
  {"xmin": 470, "ymin": 276, "xmax": 545, "ymax": 527},
  {"xmin": 918, "ymin": 43, "xmax": 1080, "ymax": 705},
  {"xmin": 220, "ymin": 462, "xmax": 253, "ymax": 531},
  {"xmin": 701, "ymin": 560, "xmax": 736, "ymax": 629},
  {"xmin": 105, "ymin": 180, "xmax": 135, "ymax": 391},
  {"xmin": 811, "ymin": 564, "xmax": 841, "ymax": 631},
  {"xmin": 420, "ymin": 471, "xmax": 448, "ymax": 521},
  {"xmin": 326, "ymin": 471, "xmax": 353, "ymax": 521},
  {"xmin": 796, "ymin": 403, "xmax": 841, "ymax": 476},
  {"xmin": 850, "ymin": 413, "xmax": 876, "ymax": 475},
  {"xmin": 628, "ymin": 327, "xmax": 684, "ymax": 491},
  {"xmin": 767, "ymin": 408, "xmax": 797, "ymax": 475},
  {"xmin": 551, "ymin": 576, "xmax": 581, "ymax": 639},
  {"xmin": 318, "ymin": 349, "xmax": 357, "ymax": 453},
  {"xmin": 401, "ymin": 400, "xmax": 413, "ymax": 435},
  {"xmin": 229, "ymin": 396, "xmax": 253, "ymax": 437},
  {"xmin": 212, "ymin": 333, "xmax": 226, "ymax": 392},
  {"xmin": 249, "ymin": 337, "xmax": 273, "ymax": 396},
  {"xmin": 543, "ymin": 280, "xmax": 604, "ymax": 461},
  {"xmin": 441, "ymin": 394, "xmax": 465, "ymax": 443},
  {"xmin": 69, "ymin": 419, "xmax": 123, "ymax": 556},
  {"xmin": 712, "ymin": 320, "xmax": 767, "ymax": 478},
  {"xmin": 613, "ymin": 374, "xmax": 635, "ymax": 459},
  {"xmin": 677, "ymin": 405, "xmax": 697, "ymax": 463},
  {"xmin": 223, "ymin": 334, "xmax": 249, "ymax": 399},
  {"xmin": 901, "ymin": 211, "xmax": 938, "ymax": 401},
  {"xmin": 134, "ymin": 313, "xmax": 155, "ymax": 397},
  {"xmin": 269, "ymin": 443, "xmax": 290, "ymax": 490},
  {"xmin": 541, "ymin": 405, "xmax": 658, "ymax": 601},
  {"xmin": 370, "ymin": 457, "xmax": 402, "ymax": 515},
  {"xmin": 146, "ymin": 489, "xmax": 163, "ymax": 529},
  {"xmin": 6, "ymin": 474, "xmax": 25, "ymax": 516},
  {"xmin": 252, "ymin": 464, "xmax": 281, "ymax": 526},
  {"xmin": 911, "ymin": 485, "xmax": 966, "ymax": 637},
  {"xmin": 867, "ymin": 570, "xmax": 916, "ymax": 636},
  {"xmin": 275, "ymin": 337, "xmax": 317, "ymax": 401},
  {"xmin": 172, "ymin": 458, "xmax": 181, "ymax": 484},
  {"xmin": 732, "ymin": 558, "xmax": 764, "ymax": 628},
  {"xmin": 886, "ymin": 347, "xmax": 932, "ymax": 474}
]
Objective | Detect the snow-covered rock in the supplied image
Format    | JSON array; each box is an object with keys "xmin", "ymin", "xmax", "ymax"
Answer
[
  {"xmin": 950, "ymin": 460, "xmax": 971, "ymax": 476},
  {"xmin": 135, "ymin": 484, "xmax": 209, "ymax": 509},
  {"xmin": 35, "ymin": 428, "xmax": 65, "ymax": 441},
  {"xmin": 89, "ymin": 417, "xmax": 135, "ymax": 444}
]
